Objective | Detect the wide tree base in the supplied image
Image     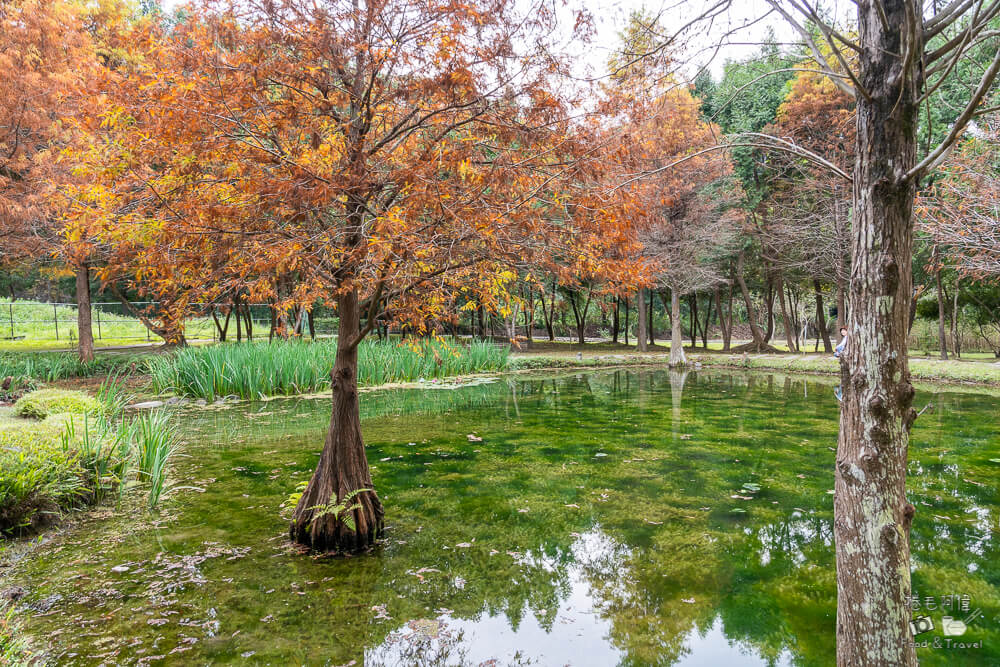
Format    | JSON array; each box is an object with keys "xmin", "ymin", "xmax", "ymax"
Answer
[{"xmin": 290, "ymin": 486, "xmax": 385, "ymax": 553}]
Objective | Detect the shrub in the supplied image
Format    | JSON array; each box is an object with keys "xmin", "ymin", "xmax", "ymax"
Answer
[
  {"xmin": 13, "ymin": 389, "xmax": 101, "ymax": 419},
  {"xmin": 2, "ymin": 391, "xmax": 179, "ymax": 533},
  {"xmin": 0, "ymin": 419, "xmax": 86, "ymax": 532}
]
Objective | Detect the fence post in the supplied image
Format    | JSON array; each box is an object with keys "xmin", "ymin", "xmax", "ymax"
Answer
[
  {"xmin": 96, "ymin": 306, "xmax": 102, "ymax": 340},
  {"xmin": 53, "ymin": 303, "xmax": 59, "ymax": 340},
  {"xmin": 8, "ymin": 304, "xmax": 13, "ymax": 340}
]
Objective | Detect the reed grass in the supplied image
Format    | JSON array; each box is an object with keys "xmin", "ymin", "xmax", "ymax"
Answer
[
  {"xmin": 0, "ymin": 350, "xmax": 142, "ymax": 382},
  {"xmin": 122, "ymin": 410, "xmax": 176, "ymax": 509},
  {"xmin": 149, "ymin": 338, "xmax": 510, "ymax": 400}
]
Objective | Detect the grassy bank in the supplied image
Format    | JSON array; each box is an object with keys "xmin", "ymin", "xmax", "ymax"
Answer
[
  {"xmin": 509, "ymin": 346, "xmax": 1000, "ymax": 386},
  {"xmin": 0, "ymin": 384, "xmax": 177, "ymax": 535},
  {"xmin": 692, "ymin": 352, "xmax": 1000, "ymax": 385},
  {"xmin": 148, "ymin": 338, "xmax": 511, "ymax": 400}
]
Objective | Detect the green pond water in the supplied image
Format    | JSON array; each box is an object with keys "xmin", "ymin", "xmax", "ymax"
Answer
[{"xmin": 4, "ymin": 369, "xmax": 1000, "ymax": 666}]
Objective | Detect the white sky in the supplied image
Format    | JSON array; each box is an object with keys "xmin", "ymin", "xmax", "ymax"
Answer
[
  {"xmin": 581, "ymin": 0, "xmax": 802, "ymax": 78},
  {"xmin": 158, "ymin": 0, "xmax": 856, "ymax": 79}
]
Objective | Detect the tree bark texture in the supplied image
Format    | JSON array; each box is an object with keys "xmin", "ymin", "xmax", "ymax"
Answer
[
  {"xmin": 75, "ymin": 263, "xmax": 94, "ymax": 363},
  {"xmin": 290, "ymin": 290, "xmax": 384, "ymax": 552},
  {"xmin": 635, "ymin": 288, "xmax": 648, "ymax": 352},
  {"xmin": 835, "ymin": 3, "xmax": 921, "ymax": 663}
]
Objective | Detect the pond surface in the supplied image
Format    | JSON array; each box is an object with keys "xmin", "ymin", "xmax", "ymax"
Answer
[{"xmin": 6, "ymin": 369, "xmax": 1000, "ymax": 666}]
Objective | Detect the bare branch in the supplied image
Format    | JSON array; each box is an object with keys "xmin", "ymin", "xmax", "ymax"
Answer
[{"xmin": 906, "ymin": 41, "xmax": 1000, "ymax": 181}]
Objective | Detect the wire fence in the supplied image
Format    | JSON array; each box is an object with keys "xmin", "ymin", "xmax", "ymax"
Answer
[{"xmin": 0, "ymin": 301, "xmax": 341, "ymax": 345}]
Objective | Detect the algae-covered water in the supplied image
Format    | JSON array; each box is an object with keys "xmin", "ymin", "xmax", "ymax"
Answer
[{"xmin": 5, "ymin": 369, "xmax": 1000, "ymax": 666}]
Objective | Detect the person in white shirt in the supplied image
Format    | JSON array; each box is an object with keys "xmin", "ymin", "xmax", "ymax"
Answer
[{"xmin": 834, "ymin": 326, "xmax": 848, "ymax": 358}]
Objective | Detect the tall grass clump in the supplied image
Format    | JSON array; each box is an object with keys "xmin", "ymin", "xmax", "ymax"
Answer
[
  {"xmin": 121, "ymin": 410, "xmax": 176, "ymax": 509},
  {"xmin": 357, "ymin": 338, "xmax": 509, "ymax": 386},
  {"xmin": 0, "ymin": 350, "xmax": 142, "ymax": 382},
  {"xmin": 149, "ymin": 338, "xmax": 510, "ymax": 400}
]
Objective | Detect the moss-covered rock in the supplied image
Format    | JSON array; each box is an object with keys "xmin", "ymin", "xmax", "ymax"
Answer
[{"xmin": 13, "ymin": 389, "xmax": 100, "ymax": 419}]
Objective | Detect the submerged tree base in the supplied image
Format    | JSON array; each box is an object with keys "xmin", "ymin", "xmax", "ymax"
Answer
[{"xmin": 289, "ymin": 491, "xmax": 385, "ymax": 554}]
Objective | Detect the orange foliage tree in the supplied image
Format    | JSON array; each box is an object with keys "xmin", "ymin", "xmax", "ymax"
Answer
[
  {"xmin": 598, "ymin": 12, "xmax": 737, "ymax": 360},
  {"xmin": 0, "ymin": 0, "xmax": 100, "ymax": 358},
  {"xmin": 74, "ymin": 0, "xmax": 641, "ymax": 552}
]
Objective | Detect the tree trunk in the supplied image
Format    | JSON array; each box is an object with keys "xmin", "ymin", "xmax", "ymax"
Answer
[
  {"xmin": 612, "ymin": 296, "xmax": 620, "ymax": 344},
  {"xmin": 836, "ymin": 277, "xmax": 846, "ymax": 331},
  {"xmin": 814, "ymin": 280, "xmax": 833, "ymax": 353},
  {"xmin": 701, "ymin": 292, "xmax": 712, "ymax": 348},
  {"xmin": 688, "ymin": 294, "xmax": 698, "ymax": 347},
  {"xmin": 109, "ymin": 283, "xmax": 184, "ymax": 346},
  {"xmin": 235, "ymin": 296, "xmax": 243, "ymax": 342},
  {"xmin": 635, "ymin": 288, "xmax": 648, "ymax": 352},
  {"xmin": 763, "ymin": 279, "xmax": 775, "ymax": 344},
  {"xmin": 669, "ymin": 287, "xmax": 686, "ymax": 366},
  {"xmin": 647, "ymin": 293, "xmax": 654, "ymax": 345},
  {"xmin": 934, "ymin": 248, "xmax": 948, "ymax": 360},
  {"xmin": 834, "ymin": 5, "xmax": 921, "ymax": 663},
  {"xmin": 75, "ymin": 263, "xmax": 94, "ymax": 363},
  {"xmin": 714, "ymin": 287, "xmax": 732, "ymax": 351},
  {"xmin": 290, "ymin": 290, "xmax": 384, "ymax": 552},
  {"xmin": 775, "ymin": 271, "xmax": 796, "ymax": 352},
  {"xmin": 522, "ymin": 286, "xmax": 534, "ymax": 343},
  {"xmin": 539, "ymin": 280, "xmax": 556, "ymax": 341},
  {"xmin": 623, "ymin": 297, "xmax": 629, "ymax": 345},
  {"xmin": 735, "ymin": 251, "xmax": 768, "ymax": 350},
  {"xmin": 951, "ymin": 280, "xmax": 961, "ymax": 359}
]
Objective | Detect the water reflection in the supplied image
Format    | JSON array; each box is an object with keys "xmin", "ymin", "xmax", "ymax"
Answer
[{"xmin": 6, "ymin": 369, "xmax": 1000, "ymax": 666}]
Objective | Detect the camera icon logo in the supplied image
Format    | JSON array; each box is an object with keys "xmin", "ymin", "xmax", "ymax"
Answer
[{"xmin": 910, "ymin": 615, "xmax": 934, "ymax": 637}]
